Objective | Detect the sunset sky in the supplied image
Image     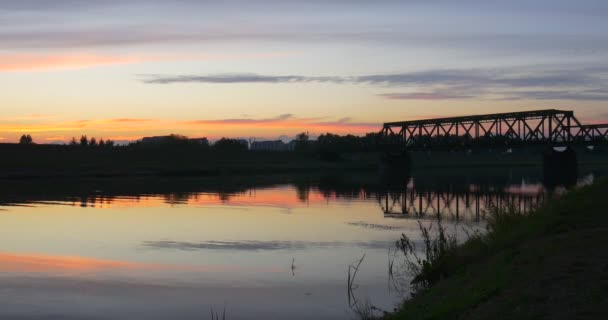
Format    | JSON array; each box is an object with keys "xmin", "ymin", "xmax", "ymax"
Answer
[{"xmin": 1, "ymin": 0, "xmax": 607, "ymax": 143}]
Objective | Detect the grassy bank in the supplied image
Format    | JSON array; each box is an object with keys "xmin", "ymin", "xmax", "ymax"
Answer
[{"xmin": 384, "ymin": 179, "xmax": 608, "ymax": 319}]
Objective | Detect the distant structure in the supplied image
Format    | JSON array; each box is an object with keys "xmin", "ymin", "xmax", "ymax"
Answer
[
  {"xmin": 141, "ymin": 135, "xmax": 209, "ymax": 147},
  {"xmin": 141, "ymin": 136, "xmax": 170, "ymax": 144},
  {"xmin": 235, "ymin": 139, "xmax": 249, "ymax": 149},
  {"xmin": 250, "ymin": 140, "xmax": 296, "ymax": 151},
  {"xmin": 189, "ymin": 137, "xmax": 209, "ymax": 146}
]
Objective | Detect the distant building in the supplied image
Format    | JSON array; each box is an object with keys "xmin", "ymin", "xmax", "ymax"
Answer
[
  {"xmin": 188, "ymin": 137, "xmax": 209, "ymax": 146},
  {"xmin": 141, "ymin": 135, "xmax": 209, "ymax": 147},
  {"xmin": 141, "ymin": 135, "xmax": 173, "ymax": 144},
  {"xmin": 236, "ymin": 139, "xmax": 250, "ymax": 149},
  {"xmin": 251, "ymin": 140, "xmax": 295, "ymax": 151}
]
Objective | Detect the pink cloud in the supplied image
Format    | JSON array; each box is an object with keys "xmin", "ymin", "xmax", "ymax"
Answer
[
  {"xmin": 0, "ymin": 54, "xmax": 144, "ymax": 72},
  {"xmin": 0, "ymin": 52, "xmax": 293, "ymax": 72}
]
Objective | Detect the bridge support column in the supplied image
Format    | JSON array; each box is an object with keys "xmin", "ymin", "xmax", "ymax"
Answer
[{"xmin": 542, "ymin": 146, "xmax": 578, "ymax": 189}]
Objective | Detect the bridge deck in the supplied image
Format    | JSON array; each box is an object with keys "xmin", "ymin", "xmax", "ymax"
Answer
[{"xmin": 384, "ymin": 109, "xmax": 572, "ymax": 126}]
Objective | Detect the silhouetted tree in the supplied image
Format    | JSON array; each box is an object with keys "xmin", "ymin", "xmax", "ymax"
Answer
[
  {"xmin": 363, "ymin": 132, "xmax": 382, "ymax": 151},
  {"xmin": 89, "ymin": 137, "xmax": 97, "ymax": 147},
  {"xmin": 296, "ymin": 132, "xmax": 309, "ymax": 141},
  {"xmin": 98, "ymin": 138, "xmax": 105, "ymax": 147},
  {"xmin": 105, "ymin": 139, "xmax": 115, "ymax": 148},
  {"xmin": 318, "ymin": 133, "xmax": 368, "ymax": 153},
  {"xmin": 19, "ymin": 134, "xmax": 33, "ymax": 145},
  {"xmin": 295, "ymin": 132, "xmax": 310, "ymax": 151},
  {"xmin": 80, "ymin": 135, "xmax": 88, "ymax": 147},
  {"xmin": 70, "ymin": 137, "xmax": 78, "ymax": 146}
]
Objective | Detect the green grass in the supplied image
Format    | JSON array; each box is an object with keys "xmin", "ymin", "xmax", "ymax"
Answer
[{"xmin": 384, "ymin": 178, "xmax": 608, "ymax": 320}]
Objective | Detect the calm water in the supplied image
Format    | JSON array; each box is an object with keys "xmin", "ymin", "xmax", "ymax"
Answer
[{"xmin": 0, "ymin": 169, "xmax": 600, "ymax": 319}]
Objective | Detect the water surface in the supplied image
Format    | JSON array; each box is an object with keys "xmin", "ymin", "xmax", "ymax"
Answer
[{"xmin": 0, "ymin": 169, "xmax": 599, "ymax": 319}]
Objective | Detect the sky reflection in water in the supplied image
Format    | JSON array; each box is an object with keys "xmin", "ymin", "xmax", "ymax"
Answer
[{"xmin": 0, "ymin": 173, "xmax": 585, "ymax": 319}]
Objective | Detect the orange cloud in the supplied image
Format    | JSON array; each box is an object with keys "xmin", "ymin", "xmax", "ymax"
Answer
[
  {"xmin": 109, "ymin": 118, "xmax": 156, "ymax": 123},
  {"xmin": 0, "ymin": 54, "xmax": 145, "ymax": 72},
  {"xmin": 0, "ymin": 122, "xmax": 88, "ymax": 133},
  {"xmin": 183, "ymin": 115, "xmax": 379, "ymax": 135},
  {"xmin": 0, "ymin": 52, "xmax": 293, "ymax": 72}
]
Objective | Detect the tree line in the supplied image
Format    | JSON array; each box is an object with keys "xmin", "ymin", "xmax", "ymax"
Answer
[
  {"xmin": 17, "ymin": 134, "xmax": 115, "ymax": 148},
  {"xmin": 15, "ymin": 132, "xmax": 386, "ymax": 153},
  {"xmin": 70, "ymin": 135, "xmax": 116, "ymax": 148}
]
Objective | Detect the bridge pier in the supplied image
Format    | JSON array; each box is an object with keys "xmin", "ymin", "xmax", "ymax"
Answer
[{"xmin": 542, "ymin": 146, "xmax": 578, "ymax": 189}]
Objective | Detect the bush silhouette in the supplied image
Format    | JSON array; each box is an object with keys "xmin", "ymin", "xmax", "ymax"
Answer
[{"xmin": 19, "ymin": 134, "xmax": 33, "ymax": 145}]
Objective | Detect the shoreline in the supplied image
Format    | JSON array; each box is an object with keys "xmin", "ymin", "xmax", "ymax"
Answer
[
  {"xmin": 380, "ymin": 178, "xmax": 608, "ymax": 319},
  {"xmin": 1, "ymin": 143, "xmax": 607, "ymax": 180}
]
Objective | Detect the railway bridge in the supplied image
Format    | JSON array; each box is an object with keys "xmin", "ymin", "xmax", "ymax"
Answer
[
  {"xmin": 380, "ymin": 109, "xmax": 608, "ymax": 186},
  {"xmin": 381, "ymin": 109, "xmax": 608, "ymax": 150}
]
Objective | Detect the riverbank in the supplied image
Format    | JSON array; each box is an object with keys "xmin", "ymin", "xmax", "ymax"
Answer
[
  {"xmin": 1, "ymin": 143, "xmax": 607, "ymax": 179},
  {"xmin": 383, "ymin": 178, "xmax": 608, "ymax": 319},
  {"xmin": 0, "ymin": 144, "xmax": 378, "ymax": 179}
]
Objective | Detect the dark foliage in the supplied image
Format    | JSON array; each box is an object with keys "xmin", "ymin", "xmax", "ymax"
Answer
[{"xmin": 19, "ymin": 134, "xmax": 33, "ymax": 145}]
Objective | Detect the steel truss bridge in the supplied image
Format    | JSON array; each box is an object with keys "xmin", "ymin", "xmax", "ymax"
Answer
[{"xmin": 381, "ymin": 109, "xmax": 608, "ymax": 150}]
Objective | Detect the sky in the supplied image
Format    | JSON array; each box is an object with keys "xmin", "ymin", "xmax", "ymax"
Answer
[{"xmin": 1, "ymin": 0, "xmax": 607, "ymax": 143}]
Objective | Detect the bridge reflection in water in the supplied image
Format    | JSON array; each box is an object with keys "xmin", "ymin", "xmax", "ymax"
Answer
[
  {"xmin": 1, "ymin": 169, "xmax": 592, "ymax": 224},
  {"xmin": 377, "ymin": 186, "xmax": 545, "ymax": 222}
]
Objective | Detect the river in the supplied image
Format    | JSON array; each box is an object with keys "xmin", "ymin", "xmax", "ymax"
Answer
[{"xmin": 0, "ymin": 167, "xmax": 602, "ymax": 319}]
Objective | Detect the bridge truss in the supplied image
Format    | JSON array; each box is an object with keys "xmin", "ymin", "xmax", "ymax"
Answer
[{"xmin": 381, "ymin": 109, "xmax": 608, "ymax": 150}]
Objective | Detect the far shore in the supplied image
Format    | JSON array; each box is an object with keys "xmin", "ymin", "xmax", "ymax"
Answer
[{"xmin": 0, "ymin": 143, "xmax": 606, "ymax": 180}]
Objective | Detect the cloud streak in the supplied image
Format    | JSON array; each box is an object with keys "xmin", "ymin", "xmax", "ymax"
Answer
[
  {"xmin": 1, "ymin": 0, "xmax": 607, "ymax": 67},
  {"xmin": 142, "ymin": 74, "xmax": 343, "ymax": 84},
  {"xmin": 141, "ymin": 67, "xmax": 605, "ymax": 87},
  {"xmin": 185, "ymin": 115, "xmax": 379, "ymax": 133},
  {"xmin": 142, "ymin": 66, "xmax": 608, "ymax": 101},
  {"xmin": 378, "ymin": 92, "xmax": 475, "ymax": 100},
  {"xmin": 496, "ymin": 90, "xmax": 608, "ymax": 101},
  {"xmin": 186, "ymin": 114, "xmax": 297, "ymax": 125}
]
